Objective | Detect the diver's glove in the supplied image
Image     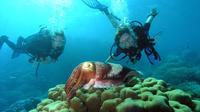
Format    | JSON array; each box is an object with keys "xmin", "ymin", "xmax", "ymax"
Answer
[
  {"xmin": 146, "ymin": 8, "xmax": 158, "ymax": 24},
  {"xmin": 148, "ymin": 38, "xmax": 156, "ymax": 46},
  {"xmin": 144, "ymin": 47, "xmax": 161, "ymax": 64},
  {"xmin": 150, "ymin": 8, "xmax": 158, "ymax": 17},
  {"xmin": 145, "ymin": 38, "xmax": 161, "ymax": 64}
]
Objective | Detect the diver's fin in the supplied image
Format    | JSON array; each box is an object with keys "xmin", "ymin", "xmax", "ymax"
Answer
[
  {"xmin": 11, "ymin": 51, "xmax": 20, "ymax": 58},
  {"xmin": 145, "ymin": 48, "xmax": 161, "ymax": 64},
  {"xmin": 11, "ymin": 37, "xmax": 24, "ymax": 59},
  {"xmin": 0, "ymin": 35, "xmax": 8, "ymax": 49},
  {"xmin": 35, "ymin": 62, "xmax": 40, "ymax": 78},
  {"xmin": 0, "ymin": 38, "xmax": 4, "ymax": 49},
  {"xmin": 81, "ymin": 0, "xmax": 108, "ymax": 11}
]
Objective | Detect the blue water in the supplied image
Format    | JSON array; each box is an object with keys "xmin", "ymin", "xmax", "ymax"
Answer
[{"xmin": 0, "ymin": 0, "xmax": 199, "ymax": 111}]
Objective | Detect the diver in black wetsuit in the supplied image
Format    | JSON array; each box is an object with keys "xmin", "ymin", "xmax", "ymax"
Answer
[
  {"xmin": 111, "ymin": 9, "xmax": 161, "ymax": 64},
  {"xmin": 0, "ymin": 27, "xmax": 66, "ymax": 63},
  {"xmin": 81, "ymin": 0, "xmax": 161, "ymax": 64}
]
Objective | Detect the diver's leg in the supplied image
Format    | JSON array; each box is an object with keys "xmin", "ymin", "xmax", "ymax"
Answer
[
  {"xmin": 2, "ymin": 36, "xmax": 17, "ymax": 50},
  {"xmin": 6, "ymin": 36, "xmax": 26, "ymax": 58},
  {"xmin": 81, "ymin": 0, "xmax": 120, "ymax": 28},
  {"xmin": 16, "ymin": 36, "xmax": 25, "ymax": 48},
  {"xmin": 0, "ymin": 35, "xmax": 8, "ymax": 49},
  {"xmin": 11, "ymin": 36, "xmax": 27, "ymax": 58}
]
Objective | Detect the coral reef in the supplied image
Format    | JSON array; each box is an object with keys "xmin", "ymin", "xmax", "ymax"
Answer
[
  {"xmin": 3, "ymin": 97, "xmax": 40, "ymax": 112},
  {"xmin": 153, "ymin": 50, "xmax": 200, "ymax": 97},
  {"xmin": 30, "ymin": 77, "xmax": 200, "ymax": 112}
]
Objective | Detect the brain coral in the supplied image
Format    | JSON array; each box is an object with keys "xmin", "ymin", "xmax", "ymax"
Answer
[{"xmin": 30, "ymin": 77, "xmax": 200, "ymax": 112}]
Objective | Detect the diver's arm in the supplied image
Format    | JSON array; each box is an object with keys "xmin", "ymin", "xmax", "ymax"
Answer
[
  {"xmin": 145, "ymin": 8, "xmax": 158, "ymax": 24},
  {"xmin": 102, "ymin": 8, "xmax": 120, "ymax": 28},
  {"xmin": 105, "ymin": 54, "xmax": 113, "ymax": 63},
  {"xmin": 144, "ymin": 8, "xmax": 158, "ymax": 32},
  {"xmin": 105, "ymin": 48, "xmax": 121, "ymax": 63}
]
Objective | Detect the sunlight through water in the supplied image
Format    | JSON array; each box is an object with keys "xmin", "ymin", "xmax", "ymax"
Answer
[{"xmin": 32, "ymin": 0, "xmax": 73, "ymax": 31}]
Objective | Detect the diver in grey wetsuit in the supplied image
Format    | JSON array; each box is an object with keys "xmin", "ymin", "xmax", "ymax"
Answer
[{"xmin": 0, "ymin": 28, "xmax": 66, "ymax": 63}]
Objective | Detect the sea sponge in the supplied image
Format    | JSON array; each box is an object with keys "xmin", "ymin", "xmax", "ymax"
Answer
[
  {"xmin": 169, "ymin": 101, "xmax": 192, "ymax": 112},
  {"xmin": 116, "ymin": 98, "xmax": 145, "ymax": 112},
  {"xmin": 166, "ymin": 89, "xmax": 194, "ymax": 108},
  {"xmin": 100, "ymin": 98, "xmax": 122, "ymax": 112},
  {"xmin": 48, "ymin": 84, "xmax": 66, "ymax": 101}
]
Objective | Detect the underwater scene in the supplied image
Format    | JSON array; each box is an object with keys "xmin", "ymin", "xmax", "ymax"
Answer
[{"xmin": 0, "ymin": 0, "xmax": 200, "ymax": 112}]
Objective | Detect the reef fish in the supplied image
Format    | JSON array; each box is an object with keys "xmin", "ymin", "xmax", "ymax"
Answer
[{"xmin": 65, "ymin": 61, "xmax": 142, "ymax": 100}]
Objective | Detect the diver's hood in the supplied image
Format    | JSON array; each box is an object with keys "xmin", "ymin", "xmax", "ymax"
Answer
[
  {"xmin": 115, "ymin": 23, "xmax": 138, "ymax": 49},
  {"xmin": 52, "ymin": 31, "xmax": 66, "ymax": 49}
]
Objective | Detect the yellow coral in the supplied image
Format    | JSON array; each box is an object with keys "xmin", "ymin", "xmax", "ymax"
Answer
[
  {"xmin": 30, "ymin": 77, "xmax": 200, "ymax": 112},
  {"xmin": 48, "ymin": 84, "xmax": 66, "ymax": 101}
]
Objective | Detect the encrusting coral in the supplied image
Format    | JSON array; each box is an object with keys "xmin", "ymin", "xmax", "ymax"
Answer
[
  {"xmin": 30, "ymin": 61, "xmax": 200, "ymax": 112},
  {"xmin": 153, "ymin": 51, "xmax": 200, "ymax": 97},
  {"xmin": 30, "ymin": 77, "xmax": 200, "ymax": 112}
]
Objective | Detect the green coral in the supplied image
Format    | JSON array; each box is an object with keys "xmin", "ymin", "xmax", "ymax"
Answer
[{"xmin": 30, "ymin": 77, "xmax": 200, "ymax": 112}]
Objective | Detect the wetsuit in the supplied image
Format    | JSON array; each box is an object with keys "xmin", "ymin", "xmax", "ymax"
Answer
[{"xmin": 113, "ymin": 22, "xmax": 161, "ymax": 64}]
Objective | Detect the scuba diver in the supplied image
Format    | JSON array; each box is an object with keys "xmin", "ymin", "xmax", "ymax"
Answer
[
  {"xmin": 0, "ymin": 27, "xmax": 66, "ymax": 76},
  {"xmin": 81, "ymin": 0, "xmax": 161, "ymax": 64}
]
